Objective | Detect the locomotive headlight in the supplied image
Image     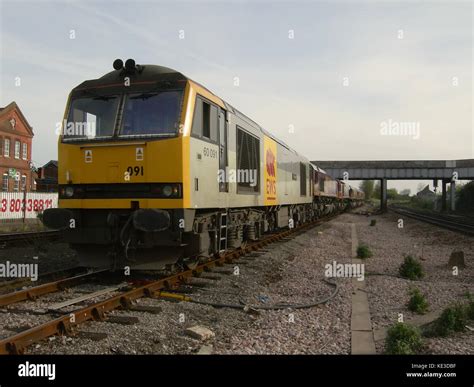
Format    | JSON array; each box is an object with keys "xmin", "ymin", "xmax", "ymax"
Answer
[
  {"xmin": 162, "ymin": 185, "xmax": 173, "ymax": 197},
  {"xmin": 64, "ymin": 187, "xmax": 74, "ymax": 198}
]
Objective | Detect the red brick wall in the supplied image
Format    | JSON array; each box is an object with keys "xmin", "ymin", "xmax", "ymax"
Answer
[
  {"xmin": 0, "ymin": 108, "xmax": 34, "ymax": 191},
  {"xmin": 39, "ymin": 165, "xmax": 57, "ymax": 180}
]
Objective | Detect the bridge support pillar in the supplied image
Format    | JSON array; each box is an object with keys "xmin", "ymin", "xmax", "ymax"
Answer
[
  {"xmin": 380, "ymin": 178, "xmax": 387, "ymax": 212},
  {"xmin": 450, "ymin": 180, "xmax": 456, "ymax": 212},
  {"xmin": 441, "ymin": 180, "xmax": 447, "ymax": 212}
]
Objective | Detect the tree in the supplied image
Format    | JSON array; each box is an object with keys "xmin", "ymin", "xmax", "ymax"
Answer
[
  {"xmin": 373, "ymin": 181, "xmax": 381, "ymax": 199},
  {"xmin": 359, "ymin": 180, "xmax": 375, "ymax": 200},
  {"xmin": 400, "ymin": 189, "xmax": 411, "ymax": 197},
  {"xmin": 387, "ymin": 188, "xmax": 399, "ymax": 200},
  {"xmin": 456, "ymin": 181, "xmax": 474, "ymax": 211}
]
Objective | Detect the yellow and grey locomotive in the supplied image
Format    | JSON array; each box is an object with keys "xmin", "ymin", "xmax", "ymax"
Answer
[{"xmin": 43, "ymin": 59, "xmax": 363, "ymax": 269}]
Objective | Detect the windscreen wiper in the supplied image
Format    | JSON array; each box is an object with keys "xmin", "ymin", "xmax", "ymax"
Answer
[
  {"xmin": 80, "ymin": 89, "xmax": 117, "ymax": 101},
  {"xmin": 130, "ymin": 93, "xmax": 160, "ymax": 100},
  {"xmin": 93, "ymin": 95, "xmax": 117, "ymax": 101}
]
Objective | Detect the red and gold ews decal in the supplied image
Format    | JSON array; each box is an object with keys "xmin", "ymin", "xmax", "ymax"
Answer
[{"xmin": 264, "ymin": 136, "xmax": 277, "ymax": 205}]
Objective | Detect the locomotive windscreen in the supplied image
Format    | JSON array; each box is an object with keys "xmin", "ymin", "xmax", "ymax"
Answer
[
  {"xmin": 62, "ymin": 89, "xmax": 183, "ymax": 141},
  {"xmin": 120, "ymin": 91, "xmax": 183, "ymax": 137},
  {"xmin": 63, "ymin": 95, "xmax": 120, "ymax": 140}
]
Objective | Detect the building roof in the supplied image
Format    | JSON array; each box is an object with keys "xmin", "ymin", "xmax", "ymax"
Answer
[
  {"xmin": 0, "ymin": 101, "xmax": 34, "ymax": 136},
  {"xmin": 41, "ymin": 160, "xmax": 58, "ymax": 169},
  {"xmin": 417, "ymin": 185, "xmax": 435, "ymax": 195}
]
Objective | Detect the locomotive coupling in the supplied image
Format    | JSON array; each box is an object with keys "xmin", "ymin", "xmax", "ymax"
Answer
[
  {"xmin": 132, "ymin": 209, "xmax": 170, "ymax": 232},
  {"xmin": 42, "ymin": 208, "xmax": 74, "ymax": 230}
]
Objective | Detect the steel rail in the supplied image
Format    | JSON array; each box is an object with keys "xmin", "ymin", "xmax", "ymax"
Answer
[
  {"xmin": 0, "ymin": 267, "xmax": 88, "ymax": 295},
  {"xmin": 389, "ymin": 206, "xmax": 474, "ymax": 236},
  {"xmin": 0, "ymin": 214, "xmax": 336, "ymax": 354},
  {"xmin": 0, "ymin": 230, "xmax": 61, "ymax": 243},
  {"xmin": 0, "ymin": 269, "xmax": 106, "ymax": 307}
]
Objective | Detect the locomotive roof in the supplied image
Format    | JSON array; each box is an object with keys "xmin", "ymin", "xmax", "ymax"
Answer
[
  {"xmin": 72, "ymin": 61, "xmax": 304, "ymax": 159},
  {"xmin": 74, "ymin": 64, "xmax": 188, "ymax": 89}
]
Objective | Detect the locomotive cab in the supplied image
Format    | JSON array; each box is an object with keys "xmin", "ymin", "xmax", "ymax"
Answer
[{"xmin": 43, "ymin": 60, "xmax": 196, "ymax": 269}]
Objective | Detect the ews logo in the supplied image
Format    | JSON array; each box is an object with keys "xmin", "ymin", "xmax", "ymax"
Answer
[
  {"xmin": 266, "ymin": 148, "xmax": 276, "ymax": 177},
  {"xmin": 264, "ymin": 138, "xmax": 277, "ymax": 203}
]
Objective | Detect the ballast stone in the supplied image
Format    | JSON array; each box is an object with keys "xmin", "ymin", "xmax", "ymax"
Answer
[{"xmin": 185, "ymin": 326, "xmax": 215, "ymax": 341}]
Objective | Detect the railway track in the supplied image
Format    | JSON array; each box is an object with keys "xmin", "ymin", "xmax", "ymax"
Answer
[
  {"xmin": 0, "ymin": 269, "xmax": 107, "ymax": 307},
  {"xmin": 0, "ymin": 267, "xmax": 89, "ymax": 295},
  {"xmin": 0, "ymin": 229, "xmax": 61, "ymax": 245},
  {"xmin": 389, "ymin": 205, "xmax": 474, "ymax": 236},
  {"xmin": 0, "ymin": 213, "xmax": 338, "ymax": 354}
]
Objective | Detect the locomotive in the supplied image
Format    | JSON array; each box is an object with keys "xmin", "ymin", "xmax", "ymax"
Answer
[{"xmin": 43, "ymin": 59, "xmax": 364, "ymax": 269}]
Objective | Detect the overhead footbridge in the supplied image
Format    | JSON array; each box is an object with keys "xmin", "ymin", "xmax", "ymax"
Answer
[{"xmin": 311, "ymin": 159, "xmax": 474, "ymax": 212}]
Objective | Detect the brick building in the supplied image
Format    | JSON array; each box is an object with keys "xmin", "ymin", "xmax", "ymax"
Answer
[
  {"xmin": 416, "ymin": 185, "xmax": 436, "ymax": 201},
  {"xmin": 35, "ymin": 160, "xmax": 58, "ymax": 192},
  {"xmin": 0, "ymin": 102, "xmax": 35, "ymax": 191}
]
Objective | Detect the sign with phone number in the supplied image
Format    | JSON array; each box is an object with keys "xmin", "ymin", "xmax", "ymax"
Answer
[
  {"xmin": 0, "ymin": 198, "xmax": 55, "ymax": 213},
  {"xmin": 0, "ymin": 193, "xmax": 58, "ymax": 219}
]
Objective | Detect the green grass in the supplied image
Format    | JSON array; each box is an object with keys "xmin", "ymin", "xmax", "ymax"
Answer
[
  {"xmin": 399, "ymin": 255, "xmax": 424, "ymax": 280},
  {"xmin": 357, "ymin": 244, "xmax": 373, "ymax": 259},
  {"xmin": 385, "ymin": 323, "xmax": 423, "ymax": 355},
  {"xmin": 466, "ymin": 293, "xmax": 474, "ymax": 320},
  {"xmin": 425, "ymin": 304, "xmax": 468, "ymax": 337},
  {"xmin": 407, "ymin": 288, "xmax": 429, "ymax": 314}
]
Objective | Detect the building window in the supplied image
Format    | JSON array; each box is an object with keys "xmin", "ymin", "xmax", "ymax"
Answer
[
  {"xmin": 236, "ymin": 127, "xmax": 260, "ymax": 193},
  {"xmin": 4, "ymin": 139, "xmax": 10, "ymax": 157},
  {"xmin": 14, "ymin": 141, "xmax": 20, "ymax": 159},
  {"xmin": 22, "ymin": 143, "xmax": 27, "ymax": 160},
  {"xmin": 21, "ymin": 175, "xmax": 27, "ymax": 191},
  {"xmin": 13, "ymin": 175, "xmax": 19, "ymax": 192},
  {"xmin": 2, "ymin": 174, "xmax": 8, "ymax": 191}
]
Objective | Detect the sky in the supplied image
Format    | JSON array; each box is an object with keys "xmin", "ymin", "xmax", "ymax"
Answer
[{"xmin": 0, "ymin": 0, "xmax": 472, "ymax": 193}]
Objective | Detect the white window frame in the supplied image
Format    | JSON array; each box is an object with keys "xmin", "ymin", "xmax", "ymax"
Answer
[
  {"xmin": 14, "ymin": 141, "xmax": 20, "ymax": 159},
  {"xmin": 4, "ymin": 139, "xmax": 10, "ymax": 157},
  {"xmin": 22, "ymin": 143, "xmax": 27, "ymax": 160}
]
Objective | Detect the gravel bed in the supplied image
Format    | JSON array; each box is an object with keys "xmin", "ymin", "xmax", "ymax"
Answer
[
  {"xmin": 0, "ymin": 241, "xmax": 79, "ymax": 282},
  {"xmin": 0, "ymin": 282, "xmax": 127, "ymax": 340},
  {"xmin": 7, "ymin": 208, "xmax": 472, "ymax": 355},
  {"xmin": 28, "ymin": 218, "xmax": 355, "ymax": 355},
  {"xmin": 356, "ymin": 210, "xmax": 474, "ymax": 354}
]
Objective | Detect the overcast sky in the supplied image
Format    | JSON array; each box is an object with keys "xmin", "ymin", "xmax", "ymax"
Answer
[{"xmin": 0, "ymin": 0, "xmax": 472, "ymax": 192}]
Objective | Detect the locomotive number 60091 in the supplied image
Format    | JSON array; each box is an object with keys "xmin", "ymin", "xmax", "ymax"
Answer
[
  {"xmin": 203, "ymin": 147, "xmax": 217, "ymax": 159},
  {"xmin": 127, "ymin": 166, "xmax": 144, "ymax": 176}
]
